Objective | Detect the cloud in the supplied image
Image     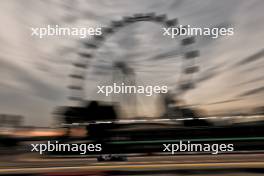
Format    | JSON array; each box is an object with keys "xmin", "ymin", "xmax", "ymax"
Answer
[
  {"xmin": 234, "ymin": 49, "xmax": 264, "ymax": 67},
  {"xmin": 238, "ymin": 86, "xmax": 264, "ymax": 97}
]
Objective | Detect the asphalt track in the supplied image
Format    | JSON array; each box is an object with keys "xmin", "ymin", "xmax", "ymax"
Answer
[{"xmin": 1, "ymin": 153, "xmax": 264, "ymax": 175}]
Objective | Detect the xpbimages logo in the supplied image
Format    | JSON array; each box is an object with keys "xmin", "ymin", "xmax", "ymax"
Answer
[
  {"xmin": 97, "ymin": 83, "xmax": 168, "ymax": 96},
  {"xmin": 31, "ymin": 141, "xmax": 102, "ymax": 155},
  {"xmin": 30, "ymin": 25, "xmax": 102, "ymax": 38},
  {"xmin": 163, "ymin": 25, "xmax": 234, "ymax": 39},
  {"xmin": 163, "ymin": 141, "xmax": 234, "ymax": 154}
]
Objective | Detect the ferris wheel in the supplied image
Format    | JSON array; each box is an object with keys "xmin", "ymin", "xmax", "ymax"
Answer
[{"xmin": 67, "ymin": 13, "xmax": 200, "ymax": 113}]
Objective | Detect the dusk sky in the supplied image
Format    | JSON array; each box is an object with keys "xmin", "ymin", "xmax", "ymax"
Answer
[{"xmin": 0, "ymin": 0, "xmax": 263, "ymax": 126}]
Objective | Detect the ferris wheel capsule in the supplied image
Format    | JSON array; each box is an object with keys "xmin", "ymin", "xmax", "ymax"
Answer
[{"xmin": 184, "ymin": 50, "xmax": 199, "ymax": 59}]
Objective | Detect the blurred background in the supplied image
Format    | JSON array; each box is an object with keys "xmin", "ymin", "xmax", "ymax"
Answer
[{"xmin": 0, "ymin": 0, "xmax": 264, "ymax": 175}]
